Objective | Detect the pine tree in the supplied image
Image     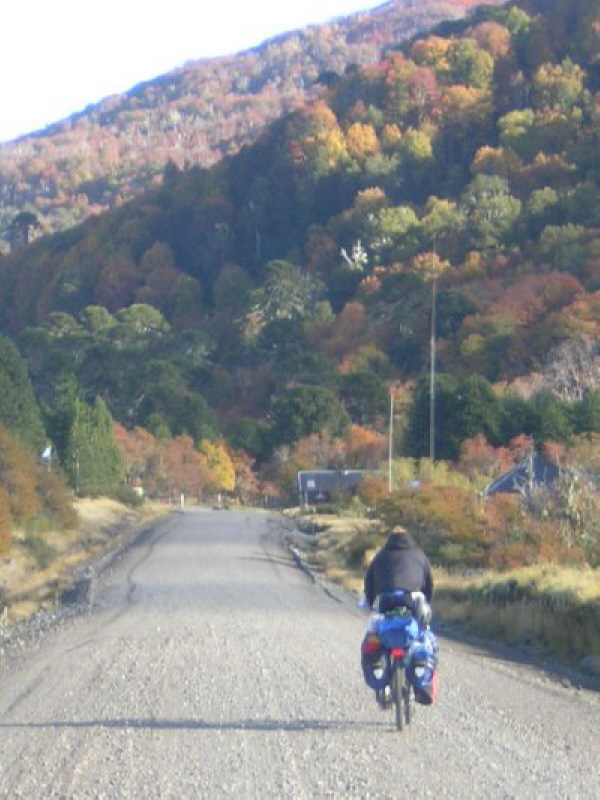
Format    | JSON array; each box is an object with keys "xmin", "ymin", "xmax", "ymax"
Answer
[
  {"xmin": 65, "ymin": 398, "xmax": 123, "ymax": 496},
  {"xmin": 0, "ymin": 334, "xmax": 46, "ymax": 453},
  {"xmin": 43, "ymin": 373, "xmax": 80, "ymax": 466}
]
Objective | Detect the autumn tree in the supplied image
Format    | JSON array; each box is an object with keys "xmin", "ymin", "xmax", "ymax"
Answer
[
  {"xmin": 0, "ymin": 424, "xmax": 76, "ymax": 539},
  {"xmin": 113, "ymin": 423, "xmax": 158, "ymax": 487},
  {"xmin": 470, "ymin": 21, "xmax": 512, "ymax": 59},
  {"xmin": 345, "ymin": 122, "xmax": 380, "ymax": 163},
  {"xmin": 405, "ymin": 66, "xmax": 440, "ymax": 126},
  {"xmin": 230, "ymin": 449, "xmax": 260, "ymax": 503},
  {"xmin": 287, "ymin": 101, "xmax": 348, "ymax": 178},
  {"xmin": 447, "ymin": 38, "xmax": 494, "ymax": 89},
  {"xmin": 153, "ymin": 435, "xmax": 209, "ymax": 500},
  {"xmin": 531, "ymin": 59, "xmax": 586, "ymax": 113},
  {"xmin": 0, "ymin": 424, "xmax": 41, "ymax": 523},
  {"xmin": 199, "ymin": 440, "xmax": 236, "ymax": 496},
  {"xmin": 369, "ymin": 204, "xmax": 421, "ymax": 262},
  {"xmin": 458, "ymin": 433, "xmax": 501, "ymax": 483},
  {"xmin": 343, "ymin": 424, "xmax": 387, "ymax": 468}
]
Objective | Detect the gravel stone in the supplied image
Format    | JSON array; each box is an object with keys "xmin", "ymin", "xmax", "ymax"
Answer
[{"xmin": 0, "ymin": 509, "xmax": 598, "ymax": 798}]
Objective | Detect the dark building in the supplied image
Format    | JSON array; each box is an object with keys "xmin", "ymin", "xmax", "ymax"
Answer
[
  {"xmin": 483, "ymin": 452, "xmax": 560, "ymax": 498},
  {"xmin": 297, "ymin": 469, "xmax": 375, "ymax": 505}
]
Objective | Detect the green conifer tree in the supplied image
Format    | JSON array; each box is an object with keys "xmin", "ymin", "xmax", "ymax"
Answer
[
  {"xmin": 0, "ymin": 334, "xmax": 46, "ymax": 453},
  {"xmin": 65, "ymin": 398, "xmax": 123, "ymax": 496}
]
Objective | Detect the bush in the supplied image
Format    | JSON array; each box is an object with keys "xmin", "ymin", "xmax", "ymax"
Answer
[
  {"xmin": 344, "ymin": 534, "xmax": 381, "ymax": 570},
  {"xmin": 357, "ymin": 474, "xmax": 389, "ymax": 506},
  {"xmin": 36, "ymin": 468, "xmax": 78, "ymax": 529},
  {"xmin": 0, "ymin": 486, "xmax": 11, "ymax": 555},
  {"xmin": 313, "ymin": 503, "xmax": 340, "ymax": 515},
  {"xmin": 376, "ymin": 484, "xmax": 487, "ymax": 567},
  {"xmin": 112, "ymin": 485, "xmax": 145, "ymax": 508},
  {"xmin": 21, "ymin": 534, "xmax": 57, "ymax": 570}
]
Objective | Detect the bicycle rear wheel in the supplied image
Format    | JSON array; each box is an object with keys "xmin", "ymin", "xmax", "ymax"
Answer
[
  {"xmin": 404, "ymin": 682, "xmax": 413, "ymax": 726},
  {"xmin": 391, "ymin": 658, "xmax": 405, "ymax": 731}
]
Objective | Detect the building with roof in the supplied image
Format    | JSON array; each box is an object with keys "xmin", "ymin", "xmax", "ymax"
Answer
[
  {"xmin": 297, "ymin": 469, "xmax": 375, "ymax": 506},
  {"xmin": 483, "ymin": 451, "xmax": 560, "ymax": 498}
]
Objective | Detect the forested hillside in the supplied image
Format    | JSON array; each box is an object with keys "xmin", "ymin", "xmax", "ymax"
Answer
[
  {"xmin": 0, "ymin": 0, "xmax": 498, "ymax": 253},
  {"xmin": 0, "ymin": 0, "xmax": 599, "ymax": 570}
]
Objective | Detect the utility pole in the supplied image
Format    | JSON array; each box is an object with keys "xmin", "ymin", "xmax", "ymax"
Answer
[
  {"xmin": 430, "ymin": 239, "xmax": 438, "ymax": 465},
  {"xmin": 388, "ymin": 388, "xmax": 394, "ymax": 492}
]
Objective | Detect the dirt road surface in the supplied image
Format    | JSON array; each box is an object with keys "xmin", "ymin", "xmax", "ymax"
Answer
[{"xmin": 0, "ymin": 510, "xmax": 598, "ymax": 799}]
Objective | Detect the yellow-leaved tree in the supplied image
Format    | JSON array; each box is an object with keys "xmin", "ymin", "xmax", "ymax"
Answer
[{"xmin": 200, "ymin": 440, "xmax": 236, "ymax": 497}]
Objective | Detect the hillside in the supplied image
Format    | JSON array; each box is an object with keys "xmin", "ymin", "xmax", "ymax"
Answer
[
  {"xmin": 0, "ymin": 0, "xmax": 599, "ymax": 486},
  {"xmin": 0, "ymin": 0, "xmax": 598, "ymax": 588},
  {"xmin": 0, "ymin": 0, "xmax": 499, "ymax": 252}
]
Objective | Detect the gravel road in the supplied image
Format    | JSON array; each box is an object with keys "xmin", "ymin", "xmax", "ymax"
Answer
[{"xmin": 0, "ymin": 509, "xmax": 598, "ymax": 799}]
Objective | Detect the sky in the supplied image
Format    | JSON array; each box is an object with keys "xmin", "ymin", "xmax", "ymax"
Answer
[{"xmin": 0, "ymin": 0, "xmax": 385, "ymax": 143}]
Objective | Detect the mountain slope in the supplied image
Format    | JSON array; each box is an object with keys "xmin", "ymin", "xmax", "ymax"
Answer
[
  {"xmin": 1, "ymin": 0, "xmax": 599, "ymax": 468},
  {"xmin": 0, "ymin": 0, "xmax": 499, "ymax": 252}
]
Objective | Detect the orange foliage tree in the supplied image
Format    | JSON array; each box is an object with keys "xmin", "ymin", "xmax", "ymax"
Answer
[
  {"xmin": 155, "ymin": 435, "xmax": 210, "ymax": 500},
  {"xmin": 113, "ymin": 423, "xmax": 157, "ymax": 487},
  {"xmin": 0, "ymin": 425, "xmax": 77, "ymax": 551},
  {"xmin": 230, "ymin": 449, "xmax": 260, "ymax": 504},
  {"xmin": 343, "ymin": 424, "xmax": 387, "ymax": 468},
  {"xmin": 0, "ymin": 425, "xmax": 41, "ymax": 524}
]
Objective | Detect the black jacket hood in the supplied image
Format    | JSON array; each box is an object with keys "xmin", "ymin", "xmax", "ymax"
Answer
[{"xmin": 385, "ymin": 532, "xmax": 415, "ymax": 550}]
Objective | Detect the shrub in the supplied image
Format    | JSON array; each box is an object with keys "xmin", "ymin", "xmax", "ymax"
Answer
[
  {"xmin": 357, "ymin": 473, "xmax": 389, "ymax": 506},
  {"xmin": 376, "ymin": 484, "xmax": 486, "ymax": 567},
  {"xmin": 0, "ymin": 486, "xmax": 11, "ymax": 554},
  {"xmin": 112, "ymin": 485, "xmax": 145, "ymax": 508},
  {"xmin": 0, "ymin": 426, "xmax": 41, "ymax": 524},
  {"xmin": 36, "ymin": 468, "xmax": 78, "ymax": 529},
  {"xmin": 21, "ymin": 534, "xmax": 57, "ymax": 570},
  {"xmin": 343, "ymin": 530, "xmax": 383, "ymax": 570}
]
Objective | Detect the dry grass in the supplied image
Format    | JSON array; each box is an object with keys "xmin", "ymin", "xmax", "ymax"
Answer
[
  {"xmin": 291, "ymin": 510, "xmax": 600, "ymax": 668},
  {"xmin": 432, "ymin": 565, "xmax": 600, "ymax": 664},
  {"xmin": 435, "ymin": 564, "xmax": 600, "ymax": 606},
  {"xmin": 0, "ymin": 499, "xmax": 169, "ymax": 623}
]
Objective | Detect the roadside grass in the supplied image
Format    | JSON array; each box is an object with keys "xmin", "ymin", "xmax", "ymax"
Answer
[
  {"xmin": 0, "ymin": 499, "xmax": 170, "ymax": 623},
  {"xmin": 291, "ymin": 510, "xmax": 600, "ymax": 672},
  {"xmin": 434, "ymin": 566, "xmax": 600, "ymax": 666}
]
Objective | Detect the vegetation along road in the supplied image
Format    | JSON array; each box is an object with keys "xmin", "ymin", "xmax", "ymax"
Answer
[{"xmin": 0, "ymin": 510, "xmax": 598, "ymax": 798}]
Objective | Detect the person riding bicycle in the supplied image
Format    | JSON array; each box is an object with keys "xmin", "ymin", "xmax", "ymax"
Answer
[
  {"xmin": 361, "ymin": 525, "xmax": 437, "ymax": 706},
  {"xmin": 364, "ymin": 525, "xmax": 433, "ymax": 617}
]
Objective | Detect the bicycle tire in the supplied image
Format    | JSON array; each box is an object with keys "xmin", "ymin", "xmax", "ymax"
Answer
[{"xmin": 391, "ymin": 657, "xmax": 405, "ymax": 731}]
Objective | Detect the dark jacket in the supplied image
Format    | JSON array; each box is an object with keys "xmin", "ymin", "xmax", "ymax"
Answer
[{"xmin": 364, "ymin": 531, "xmax": 433, "ymax": 608}]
